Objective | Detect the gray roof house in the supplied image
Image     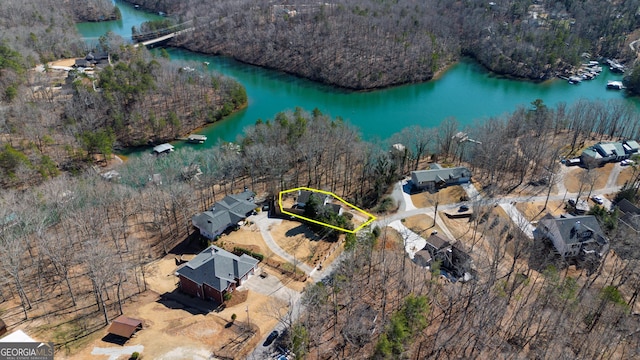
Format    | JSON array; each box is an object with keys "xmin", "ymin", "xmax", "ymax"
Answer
[
  {"xmin": 533, "ymin": 214, "xmax": 609, "ymax": 260},
  {"xmin": 580, "ymin": 140, "xmax": 637, "ymax": 167},
  {"xmin": 192, "ymin": 191, "xmax": 256, "ymax": 240},
  {"xmin": 415, "ymin": 233, "xmax": 454, "ymax": 268},
  {"xmin": 176, "ymin": 245, "xmax": 259, "ymax": 303},
  {"xmin": 411, "ymin": 164, "xmax": 472, "ymax": 192},
  {"xmin": 623, "ymin": 140, "xmax": 640, "ymax": 154}
]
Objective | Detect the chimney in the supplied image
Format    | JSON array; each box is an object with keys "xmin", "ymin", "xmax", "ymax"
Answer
[{"xmin": 574, "ymin": 221, "xmax": 581, "ymax": 232}]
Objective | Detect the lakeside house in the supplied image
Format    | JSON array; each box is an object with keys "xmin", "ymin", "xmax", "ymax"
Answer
[
  {"xmin": 410, "ymin": 164, "xmax": 472, "ymax": 192},
  {"xmin": 580, "ymin": 140, "xmax": 639, "ymax": 168},
  {"xmin": 74, "ymin": 51, "xmax": 111, "ymax": 69},
  {"xmin": 192, "ymin": 191, "xmax": 256, "ymax": 240},
  {"xmin": 176, "ymin": 245, "xmax": 259, "ymax": 303},
  {"xmin": 533, "ymin": 214, "xmax": 609, "ymax": 260}
]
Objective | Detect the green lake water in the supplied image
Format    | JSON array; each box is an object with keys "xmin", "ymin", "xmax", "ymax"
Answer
[{"xmin": 78, "ymin": 0, "xmax": 638, "ymax": 150}]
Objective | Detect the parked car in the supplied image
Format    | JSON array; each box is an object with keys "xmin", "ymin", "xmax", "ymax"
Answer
[
  {"xmin": 263, "ymin": 330, "xmax": 279, "ymax": 346},
  {"xmin": 621, "ymin": 159, "xmax": 635, "ymax": 166},
  {"xmin": 591, "ymin": 195, "xmax": 604, "ymax": 205},
  {"xmin": 458, "ymin": 205, "xmax": 469, "ymax": 212},
  {"xmin": 568, "ymin": 199, "xmax": 576, "ymax": 207}
]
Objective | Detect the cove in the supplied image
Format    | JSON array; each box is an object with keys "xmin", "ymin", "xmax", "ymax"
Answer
[{"xmin": 78, "ymin": 0, "xmax": 638, "ymax": 148}]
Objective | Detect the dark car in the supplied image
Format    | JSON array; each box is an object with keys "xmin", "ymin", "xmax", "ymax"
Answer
[
  {"xmin": 263, "ymin": 330, "xmax": 279, "ymax": 346},
  {"xmin": 458, "ymin": 205, "xmax": 469, "ymax": 212}
]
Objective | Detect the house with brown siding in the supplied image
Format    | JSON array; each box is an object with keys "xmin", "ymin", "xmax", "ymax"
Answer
[{"xmin": 176, "ymin": 245, "xmax": 259, "ymax": 303}]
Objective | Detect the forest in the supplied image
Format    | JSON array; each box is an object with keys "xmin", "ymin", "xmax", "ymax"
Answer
[
  {"xmin": 128, "ymin": 0, "xmax": 640, "ymax": 89},
  {"xmin": 0, "ymin": 0, "xmax": 247, "ymax": 188}
]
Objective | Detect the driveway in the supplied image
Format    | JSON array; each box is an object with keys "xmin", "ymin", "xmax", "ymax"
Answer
[
  {"xmin": 499, "ymin": 203, "xmax": 535, "ymax": 239},
  {"xmin": 251, "ymin": 213, "xmax": 314, "ymax": 276},
  {"xmin": 388, "ymin": 220, "xmax": 427, "ymax": 259}
]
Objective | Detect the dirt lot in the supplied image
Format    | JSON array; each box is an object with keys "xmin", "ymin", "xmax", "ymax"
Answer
[
  {"xmin": 515, "ymin": 200, "xmax": 566, "ymax": 222},
  {"xmin": 60, "ymin": 254, "xmax": 284, "ymax": 360},
  {"xmin": 217, "ymin": 223, "xmax": 286, "ymax": 263},
  {"xmin": 617, "ymin": 165, "xmax": 638, "ymax": 187},
  {"xmin": 50, "ymin": 58, "xmax": 77, "ymax": 67},
  {"xmin": 270, "ymin": 219, "xmax": 336, "ymax": 268},
  {"xmin": 564, "ymin": 163, "xmax": 613, "ymax": 193},
  {"xmin": 402, "ymin": 214, "xmax": 446, "ymax": 238},
  {"xmin": 410, "ymin": 185, "xmax": 468, "ymax": 208}
]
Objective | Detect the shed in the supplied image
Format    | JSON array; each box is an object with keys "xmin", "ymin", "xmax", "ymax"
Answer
[{"xmin": 107, "ymin": 316, "xmax": 143, "ymax": 339}]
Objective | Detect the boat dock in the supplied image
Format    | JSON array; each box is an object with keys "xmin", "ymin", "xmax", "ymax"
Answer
[
  {"xmin": 177, "ymin": 134, "xmax": 208, "ymax": 144},
  {"xmin": 153, "ymin": 143, "xmax": 175, "ymax": 155},
  {"xmin": 187, "ymin": 134, "xmax": 207, "ymax": 144}
]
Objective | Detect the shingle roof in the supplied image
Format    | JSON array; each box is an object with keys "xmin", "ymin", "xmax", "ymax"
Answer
[
  {"xmin": 412, "ymin": 166, "xmax": 471, "ymax": 183},
  {"xmin": 539, "ymin": 215, "xmax": 605, "ymax": 245},
  {"xmin": 176, "ymin": 246, "xmax": 259, "ymax": 292},
  {"xmin": 424, "ymin": 233, "xmax": 451, "ymax": 251},
  {"xmin": 192, "ymin": 191, "xmax": 255, "ymax": 235}
]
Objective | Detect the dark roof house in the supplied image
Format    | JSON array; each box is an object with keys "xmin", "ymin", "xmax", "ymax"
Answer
[
  {"xmin": 176, "ymin": 245, "xmax": 259, "ymax": 303},
  {"xmin": 192, "ymin": 191, "xmax": 256, "ymax": 240},
  {"xmin": 533, "ymin": 214, "xmax": 609, "ymax": 260},
  {"xmin": 411, "ymin": 164, "xmax": 472, "ymax": 192}
]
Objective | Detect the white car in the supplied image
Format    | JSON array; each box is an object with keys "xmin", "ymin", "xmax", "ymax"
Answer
[
  {"xmin": 621, "ymin": 159, "xmax": 635, "ymax": 166},
  {"xmin": 591, "ymin": 195, "xmax": 604, "ymax": 205}
]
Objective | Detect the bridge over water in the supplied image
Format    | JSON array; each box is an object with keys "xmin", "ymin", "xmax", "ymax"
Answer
[{"xmin": 81, "ymin": 20, "xmax": 195, "ymax": 47}]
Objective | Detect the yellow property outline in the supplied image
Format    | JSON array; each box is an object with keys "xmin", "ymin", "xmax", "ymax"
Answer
[{"xmin": 278, "ymin": 187, "xmax": 376, "ymax": 233}]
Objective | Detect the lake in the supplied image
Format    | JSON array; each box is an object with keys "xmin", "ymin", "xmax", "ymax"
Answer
[{"xmin": 78, "ymin": 0, "xmax": 636, "ymax": 148}]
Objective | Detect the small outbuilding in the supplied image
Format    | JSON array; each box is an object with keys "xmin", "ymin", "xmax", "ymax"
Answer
[{"xmin": 107, "ymin": 316, "xmax": 143, "ymax": 339}]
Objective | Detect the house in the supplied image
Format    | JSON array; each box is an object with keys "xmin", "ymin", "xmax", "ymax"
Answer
[
  {"xmin": 410, "ymin": 164, "xmax": 472, "ymax": 192},
  {"xmin": 192, "ymin": 191, "xmax": 256, "ymax": 240},
  {"xmin": 623, "ymin": 140, "xmax": 640, "ymax": 154},
  {"xmin": 74, "ymin": 58, "xmax": 92, "ymax": 68},
  {"xmin": 176, "ymin": 245, "xmax": 259, "ymax": 303},
  {"xmin": 616, "ymin": 199, "xmax": 640, "ymax": 233},
  {"xmin": 580, "ymin": 140, "xmax": 638, "ymax": 168},
  {"xmin": 294, "ymin": 190, "xmax": 343, "ymax": 215},
  {"xmin": 74, "ymin": 51, "xmax": 111, "ymax": 69},
  {"xmin": 421, "ymin": 233, "xmax": 454, "ymax": 268},
  {"xmin": 533, "ymin": 214, "xmax": 609, "ymax": 259},
  {"xmin": 107, "ymin": 316, "xmax": 143, "ymax": 339}
]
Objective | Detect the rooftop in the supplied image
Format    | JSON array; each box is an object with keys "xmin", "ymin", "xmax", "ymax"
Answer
[{"xmin": 176, "ymin": 245, "xmax": 259, "ymax": 292}]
